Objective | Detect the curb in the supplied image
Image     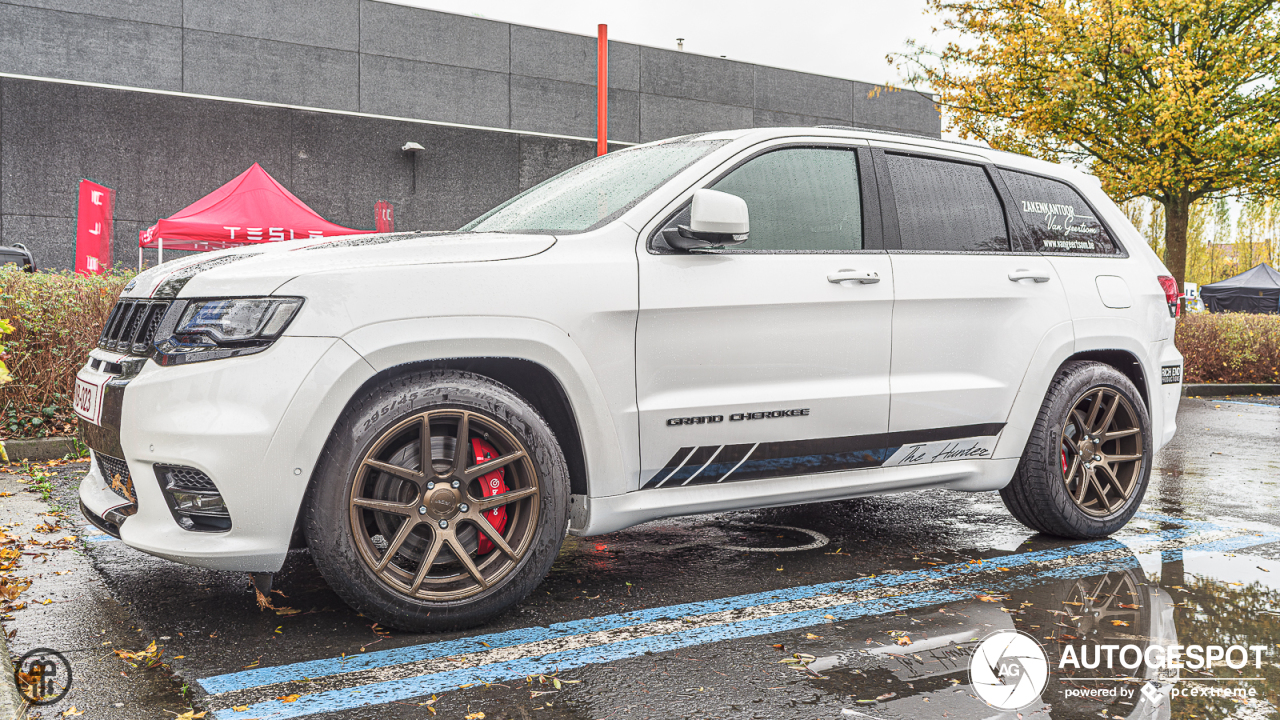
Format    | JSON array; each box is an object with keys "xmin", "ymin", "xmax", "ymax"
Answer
[
  {"xmin": 0, "ymin": 629, "xmax": 26, "ymax": 720},
  {"xmin": 0, "ymin": 437, "xmax": 80, "ymax": 463},
  {"xmin": 1183, "ymin": 383, "xmax": 1280, "ymax": 397}
]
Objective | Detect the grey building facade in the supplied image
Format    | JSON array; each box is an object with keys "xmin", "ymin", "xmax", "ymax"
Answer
[{"xmin": 0, "ymin": 0, "xmax": 940, "ymax": 269}]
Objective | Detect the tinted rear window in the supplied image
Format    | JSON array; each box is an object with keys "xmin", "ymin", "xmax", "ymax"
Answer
[
  {"xmin": 1000, "ymin": 170, "xmax": 1119, "ymax": 254},
  {"xmin": 885, "ymin": 154, "xmax": 1009, "ymax": 252}
]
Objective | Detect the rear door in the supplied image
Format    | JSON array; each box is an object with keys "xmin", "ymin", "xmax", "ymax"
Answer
[
  {"xmin": 874, "ymin": 147, "xmax": 1071, "ymax": 442},
  {"xmin": 635, "ymin": 141, "xmax": 895, "ymax": 489}
]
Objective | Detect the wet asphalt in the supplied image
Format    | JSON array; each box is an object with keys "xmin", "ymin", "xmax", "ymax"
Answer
[{"xmin": 3, "ymin": 395, "xmax": 1279, "ymax": 720}]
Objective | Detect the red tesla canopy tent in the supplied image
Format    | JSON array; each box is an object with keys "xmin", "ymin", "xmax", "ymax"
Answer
[{"xmin": 138, "ymin": 163, "xmax": 368, "ymax": 264}]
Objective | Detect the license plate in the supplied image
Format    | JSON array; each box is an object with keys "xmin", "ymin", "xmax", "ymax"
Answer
[{"xmin": 73, "ymin": 375, "xmax": 104, "ymax": 425}]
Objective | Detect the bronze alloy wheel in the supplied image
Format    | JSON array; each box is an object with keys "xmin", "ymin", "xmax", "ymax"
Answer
[
  {"xmin": 1060, "ymin": 387, "xmax": 1145, "ymax": 517},
  {"xmin": 348, "ymin": 409, "xmax": 540, "ymax": 601}
]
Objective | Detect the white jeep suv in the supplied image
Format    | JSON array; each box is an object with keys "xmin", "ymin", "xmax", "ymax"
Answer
[{"xmin": 76, "ymin": 127, "xmax": 1183, "ymax": 630}]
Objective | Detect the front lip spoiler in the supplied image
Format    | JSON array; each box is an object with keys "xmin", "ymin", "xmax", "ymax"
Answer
[{"xmin": 79, "ymin": 498, "xmax": 131, "ymax": 539}]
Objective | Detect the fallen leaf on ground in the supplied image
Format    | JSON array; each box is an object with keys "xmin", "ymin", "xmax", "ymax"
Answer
[
  {"xmin": 276, "ymin": 694, "xmax": 300, "ymax": 703},
  {"xmin": 173, "ymin": 712, "xmax": 206, "ymax": 720},
  {"xmin": 0, "ymin": 577, "xmax": 31, "ymax": 600},
  {"xmin": 805, "ymin": 633, "xmax": 821, "ymax": 640},
  {"xmin": 896, "ymin": 636, "xmax": 912, "ymax": 646},
  {"xmin": 232, "ymin": 706, "xmax": 249, "ymax": 712},
  {"xmin": 464, "ymin": 713, "xmax": 486, "ymax": 720},
  {"xmin": 61, "ymin": 707, "xmax": 83, "ymax": 717},
  {"xmin": 114, "ymin": 640, "xmax": 161, "ymax": 666},
  {"xmin": 1111, "ymin": 620, "xmax": 1129, "ymax": 627}
]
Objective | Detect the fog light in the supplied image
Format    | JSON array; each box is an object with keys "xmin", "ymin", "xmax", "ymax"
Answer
[
  {"xmin": 170, "ymin": 491, "xmax": 227, "ymax": 514},
  {"xmin": 154, "ymin": 464, "xmax": 232, "ymax": 533}
]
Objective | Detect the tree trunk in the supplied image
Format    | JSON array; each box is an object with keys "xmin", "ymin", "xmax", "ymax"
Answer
[{"xmin": 1162, "ymin": 194, "xmax": 1191, "ymax": 289}]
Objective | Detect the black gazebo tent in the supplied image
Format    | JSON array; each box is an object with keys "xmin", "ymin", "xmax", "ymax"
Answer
[{"xmin": 1200, "ymin": 263, "xmax": 1280, "ymax": 313}]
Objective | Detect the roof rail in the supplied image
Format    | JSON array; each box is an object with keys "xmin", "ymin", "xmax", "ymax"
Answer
[{"xmin": 814, "ymin": 124, "xmax": 941, "ymax": 141}]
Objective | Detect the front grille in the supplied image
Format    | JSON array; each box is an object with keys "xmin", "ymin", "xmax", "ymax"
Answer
[
  {"xmin": 96, "ymin": 453, "xmax": 136, "ymax": 504},
  {"xmin": 99, "ymin": 299, "xmax": 170, "ymax": 355},
  {"xmin": 158, "ymin": 465, "xmax": 218, "ymax": 492}
]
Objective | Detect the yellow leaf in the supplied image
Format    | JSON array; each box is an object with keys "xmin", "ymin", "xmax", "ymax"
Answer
[
  {"xmin": 61, "ymin": 707, "xmax": 83, "ymax": 717},
  {"xmin": 276, "ymin": 694, "xmax": 301, "ymax": 703},
  {"xmin": 465, "ymin": 713, "xmax": 486, "ymax": 720},
  {"xmin": 233, "ymin": 707, "xmax": 250, "ymax": 712}
]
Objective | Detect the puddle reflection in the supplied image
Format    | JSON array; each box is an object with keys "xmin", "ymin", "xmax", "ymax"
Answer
[{"xmin": 795, "ymin": 539, "xmax": 1279, "ymax": 719}]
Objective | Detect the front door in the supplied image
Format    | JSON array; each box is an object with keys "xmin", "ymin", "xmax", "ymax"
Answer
[{"xmin": 635, "ymin": 144, "xmax": 895, "ymax": 489}]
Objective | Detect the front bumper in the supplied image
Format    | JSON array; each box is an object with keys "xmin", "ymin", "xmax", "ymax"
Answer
[{"xmin": 77, "ymin": 335, "xmax": 370, "ymax": 572}]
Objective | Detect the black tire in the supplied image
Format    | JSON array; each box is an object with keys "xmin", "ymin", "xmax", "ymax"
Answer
[
  {"xmin": 1000, "ymin": 361, "xmax": 1152, "ymax": 539},
  {"xmin": 303, "ymin": 369, "xmax": 570, "ymax": 631}
]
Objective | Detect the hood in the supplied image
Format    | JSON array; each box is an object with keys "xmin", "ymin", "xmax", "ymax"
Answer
[{"xmin": 122, "ymin": 231, "xmax": 556, "ymax": 299}]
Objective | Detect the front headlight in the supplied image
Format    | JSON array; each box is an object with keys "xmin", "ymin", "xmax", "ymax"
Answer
[{"xmin": 154, "ymin": 297, "xmax": 302, "ymax": 365}]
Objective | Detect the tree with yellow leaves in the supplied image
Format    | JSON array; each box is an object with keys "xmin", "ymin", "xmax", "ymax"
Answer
[{"xmin": 897, "ymin": 0, "xmax": 1280, "ymax": 288}]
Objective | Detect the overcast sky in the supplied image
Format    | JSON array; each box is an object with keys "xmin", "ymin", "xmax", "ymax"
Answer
[{"xmin": 388, "ymin": 0, "xmax": 943, "ymax": 89}]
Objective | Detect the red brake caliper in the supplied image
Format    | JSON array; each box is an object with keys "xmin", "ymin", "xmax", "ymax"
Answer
[{"xmin": 471, "ymin": 437, "xmax": 509, "ymax": 554}]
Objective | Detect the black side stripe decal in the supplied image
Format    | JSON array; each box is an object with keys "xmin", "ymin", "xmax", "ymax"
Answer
[{"xmin": 641, "ymin": 423, "xmax": 1005, "ymax": 490}]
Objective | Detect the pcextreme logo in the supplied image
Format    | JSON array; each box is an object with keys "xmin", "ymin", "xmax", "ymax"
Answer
[{"xmin": 969, "ymin": 630, "xmax": 1050, "ymax": 710}]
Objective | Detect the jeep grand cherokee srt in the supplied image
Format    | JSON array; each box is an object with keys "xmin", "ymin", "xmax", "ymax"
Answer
[{"xmin": 76, "ymin": 127, "xmax": 1183, "ymax": 630}]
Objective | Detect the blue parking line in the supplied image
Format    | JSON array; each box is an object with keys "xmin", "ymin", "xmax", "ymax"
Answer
[
  {"xmin": 199, "ymin": 522, "xmax": 1196, "ymax": 696},
  {"xmin": 1205, "ymin": 399, "xmax": 1280, "ymax": 409},
  {"xmin": 216, "ymin": 527, "xmax": 1280, "ymax": 720}
]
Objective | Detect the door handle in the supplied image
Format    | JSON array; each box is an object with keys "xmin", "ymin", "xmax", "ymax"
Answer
[
  {"xmin": 1008, "ymin": 269, "xmax": 1051, "ymax": 283},
  {"xmin": 828, "ymin": 269, "xmax": 881, "ymax": 284}
]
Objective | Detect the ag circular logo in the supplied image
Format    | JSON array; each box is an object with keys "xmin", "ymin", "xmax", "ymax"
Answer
[
  {"xmin": 969, "ymin": 630, "xmax": 1048, "ymax": 710},
  {"xmin": 13, "ymin": 647, "xmax": 73, "ymax": 705}
]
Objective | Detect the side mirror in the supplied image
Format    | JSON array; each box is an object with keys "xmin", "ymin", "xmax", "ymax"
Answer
[{"xmin": 663, "ymin": 189, "xmax": 749, "ymax": 251}]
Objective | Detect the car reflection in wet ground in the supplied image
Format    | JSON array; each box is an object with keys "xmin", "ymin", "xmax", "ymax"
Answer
[{"xmin": 28, "ymin": 397, "xmax": 1280, "ymax": 720}]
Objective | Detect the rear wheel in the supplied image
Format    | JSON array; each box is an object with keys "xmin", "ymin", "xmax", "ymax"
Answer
[
  {"xmin": 1001, "ymin": 361, "xmax": 1151, "ymax": 538},
  {"xmin": 304, "ymin": 370, "xmax": 569, "ymax": 631}
]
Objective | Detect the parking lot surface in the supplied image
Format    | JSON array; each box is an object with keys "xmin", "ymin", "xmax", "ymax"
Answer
[{"xmin": 5, "ymin": 396, "xmax": 1278, "ymax": 719}]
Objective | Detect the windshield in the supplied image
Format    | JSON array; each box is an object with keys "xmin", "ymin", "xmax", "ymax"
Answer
[{"xmin": 460, "ymin": 139, "xmax": 727, "ymax": 234}]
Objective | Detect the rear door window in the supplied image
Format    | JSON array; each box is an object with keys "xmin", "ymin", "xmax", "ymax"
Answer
[
  {"xmin": 883, "ymin": 153, "xmax": 1010, "ymax": 252},
  {"xmin": 1000, "ymin": 170, "xmax": 1120, "ymax": 255}
]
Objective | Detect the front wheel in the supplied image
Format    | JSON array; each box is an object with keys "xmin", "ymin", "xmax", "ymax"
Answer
[
  {"xmin": 304, "ymin": 370, "xmax": 570, "ymax": 631},
  {"xmin": 1001, "ymin": 361, "xmax": 1152, "ymax": 539}
]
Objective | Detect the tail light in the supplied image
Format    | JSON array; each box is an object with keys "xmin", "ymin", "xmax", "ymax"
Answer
[{"xmin": 1156, "ymin": 276, "xmax": 1180, "ymax": 318}]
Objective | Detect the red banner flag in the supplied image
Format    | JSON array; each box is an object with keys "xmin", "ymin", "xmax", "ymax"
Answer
[
  {"xmin": 375, "ymin": 200, "xmax": 395, "ymax": 233},
  {"xmin": 75, "ymin": 180, "xmax": 115, "ymax": 275}
]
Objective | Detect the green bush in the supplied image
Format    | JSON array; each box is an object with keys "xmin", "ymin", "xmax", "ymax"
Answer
[
  {"xmin": 0, "ymin": 266, "xmax": 134, "ymax": 438},
  {"xmin": 1177, "ymin": 312, "xmax": 1280, "ymax": 384}
]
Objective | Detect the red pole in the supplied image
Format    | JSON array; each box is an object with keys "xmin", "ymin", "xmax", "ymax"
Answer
[{"xmin": 597, "ymin": 24, "xmax": 608, "ymax": 156}]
